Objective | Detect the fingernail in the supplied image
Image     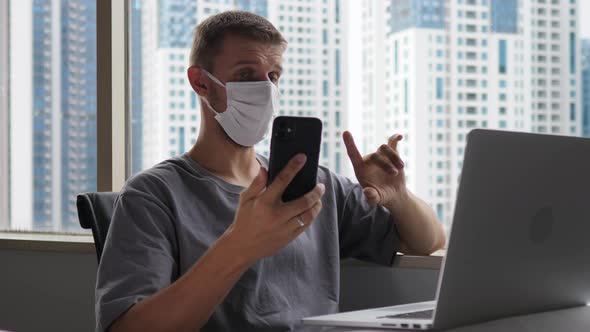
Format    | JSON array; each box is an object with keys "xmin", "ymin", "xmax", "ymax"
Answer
[
  {"xmin": 296, "ymin": 154, "xmax": 307, "ymax": 164},
  {"xmin": 318, "ymin": 183, "xmax": 325, "ymax": 193}
]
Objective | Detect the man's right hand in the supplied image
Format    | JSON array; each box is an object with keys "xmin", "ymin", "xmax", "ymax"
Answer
[{"xmin": 223, "ymin": 153, "xmax": 325, "ymax": 264}]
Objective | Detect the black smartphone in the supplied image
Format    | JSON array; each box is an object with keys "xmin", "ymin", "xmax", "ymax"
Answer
[{"xmin": 267, "ymin": 116, "xmax": 323, "ymax": 202}]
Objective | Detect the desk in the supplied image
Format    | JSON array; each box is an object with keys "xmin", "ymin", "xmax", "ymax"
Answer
[{"xmin": 315, "ymin": 306, "xmax": 590, "ymax": 332}]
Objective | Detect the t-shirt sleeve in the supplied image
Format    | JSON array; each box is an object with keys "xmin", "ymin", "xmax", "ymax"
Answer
[
  {"xmin": 95, "ymin": 190, "xmax": 178, "ymax": 332},
  {"xmin": 332, "ymin": 172, "xmax": 400, "ymax": 266}
]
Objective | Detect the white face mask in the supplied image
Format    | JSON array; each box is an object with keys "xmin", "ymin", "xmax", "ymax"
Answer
[{"xmin": 201, "ymin": 69, "xmax": 280, "ymax": 147}]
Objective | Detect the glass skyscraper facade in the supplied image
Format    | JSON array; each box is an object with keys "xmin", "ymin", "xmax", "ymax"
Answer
[
  {"xmin": 32, "ymin": 0, "xmax": 54, "ymax": 228},
  {"xmin": 131, "ymin": 0, "xmax": 143, "ymax": 174},
  {"xmin": 60, "ymin": 0, "xmax": 97, "ymax": 231},
  {"xmin": 388, "ymin": 0, "xmax": 445, "ymax": 34},
  {"xmin": 491, "ymin": 0, "xmax": 518, "ymax": 33},
  {"xmin": 30, "ymin": 0, "xmax": 97, "ymax": 231},
  {"xmin": 158, "ymin": 0, "xmax": 197, "ymax": 48},
  {"xmin": 236, "ymin": 0, "xmax": 268, "ymax": 17}
]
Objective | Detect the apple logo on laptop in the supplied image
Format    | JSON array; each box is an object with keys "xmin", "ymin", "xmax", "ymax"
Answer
[{"xmin": 529, "ymin": 207, "xmax": 554, "ymax": 244}]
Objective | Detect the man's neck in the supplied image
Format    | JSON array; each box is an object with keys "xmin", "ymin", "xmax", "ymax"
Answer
[{"xmin": 188, "ymin": 126, "xmax": 261, "ymax": 188}]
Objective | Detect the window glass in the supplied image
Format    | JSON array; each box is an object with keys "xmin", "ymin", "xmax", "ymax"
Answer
[{"xmin": 1, "ymin": 1, "xmax": 97, "ymax": 232}]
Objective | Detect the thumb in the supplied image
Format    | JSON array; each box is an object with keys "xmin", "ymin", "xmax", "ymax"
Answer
[
  {"xmin": 241, "ymin": 167, "xmax": 268, "ymax": 201},
  {"xmin": 363, "ymin": 187, "xmax": 381, "ymax": 206}
]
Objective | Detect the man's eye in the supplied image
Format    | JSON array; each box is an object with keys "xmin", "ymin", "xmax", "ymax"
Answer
[{"xmin": 239, "ymin": 72, "xmax": 251, "ymax": 80}]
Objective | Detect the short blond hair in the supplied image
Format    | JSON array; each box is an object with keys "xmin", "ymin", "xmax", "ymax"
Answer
[{"xmin": 189, "ymin": 11, "xmax": 287, "ymax": 70}]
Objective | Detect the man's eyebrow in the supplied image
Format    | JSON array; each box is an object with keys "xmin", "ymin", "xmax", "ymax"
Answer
[
  {"xmin": 230, "ymin": 61, "xmax": 283, "ymax": 73},
  {"xmin": 231, "ymin": 60, "xmax": 261, "ymax": 68}
]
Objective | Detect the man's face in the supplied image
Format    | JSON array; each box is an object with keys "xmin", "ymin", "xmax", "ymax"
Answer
[{"xmin": 204, "ymin": 35, "xmax": 285, "ymax": 113}]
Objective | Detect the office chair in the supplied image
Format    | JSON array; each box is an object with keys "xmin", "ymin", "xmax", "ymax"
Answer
[{"xmin": 76, "ymin": 192, "xmax": 119, "ymax": 263}]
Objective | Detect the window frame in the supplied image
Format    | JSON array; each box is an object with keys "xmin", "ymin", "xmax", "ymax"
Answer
[
  {"xmin": 0, "ymin": 0, "xmax": 10, "ymax": 230},
  {"xmin": 97, "ymin": 0, "xmax": 129, "ymax": 192}
]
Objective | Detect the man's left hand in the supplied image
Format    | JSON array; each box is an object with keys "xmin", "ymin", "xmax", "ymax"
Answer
[{"xmin": 343, "ymin": 131, "xmax": 408, "ymax": 207}]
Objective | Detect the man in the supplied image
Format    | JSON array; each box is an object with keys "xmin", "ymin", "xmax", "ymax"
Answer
[{"xmin": 96, "ymin": 10, "xmax": 445, "ymax": 332}]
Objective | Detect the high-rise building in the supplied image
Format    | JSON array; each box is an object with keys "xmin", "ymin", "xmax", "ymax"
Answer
[
  {"xmin": 362, "ymin": 0, "xmax": 581, "ymax": 229},
  {"xmin": 139, "ymin": 0, "xmax": 348, "ymax": 175},
  {"xmin": 266, "ymin": 0, "xmax": 348, "ymax": 174},
  {"xmin": 9, "ymin": 0, "xmax": 97, "ymax": 231},
  {"xmin": 0, "ymin": 0, "xmax": 9, "ymax": 229},
  {"xmin": 522, "ymin": 0, "xmax": 581, "ymax": 137},
  {"xmin": 583, "ymin": 39, "xmax": 590, "ymax": 138},
  {"xmin": 59, "ymin": 0, "xmax": 98, "ymax": 231},
  {"xmin": 140, "ymin": 0, "xmax": 199, "ymax": 169},
  {"xmin": 131, "ymin": 0, "xmax": 144, "ymax": 174}
]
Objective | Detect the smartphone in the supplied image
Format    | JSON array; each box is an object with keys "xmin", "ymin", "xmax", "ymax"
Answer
[{"xmin": 267, "ymin": 116, "xmax": 323, "ymax": 202}]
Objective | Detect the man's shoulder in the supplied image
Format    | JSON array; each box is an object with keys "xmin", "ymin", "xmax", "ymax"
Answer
[{"xmin": 122, "ymin": 156, "xmax": 191, "ymax": 197}]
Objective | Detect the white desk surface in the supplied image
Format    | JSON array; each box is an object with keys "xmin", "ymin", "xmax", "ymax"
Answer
[{"xmin": 315, "ymin": 305, "xmax": 590, "ymax": 332}]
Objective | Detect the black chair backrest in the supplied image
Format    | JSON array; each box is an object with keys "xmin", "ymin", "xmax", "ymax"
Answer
[{"xmin": 76, "ymin": 192, "xmax": 119, "ymax": 263}]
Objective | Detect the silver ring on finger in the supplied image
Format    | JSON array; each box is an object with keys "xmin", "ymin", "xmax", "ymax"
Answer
[{"xmin": 296, "ymin": 216, "xmax": 305, "ymax": 228}]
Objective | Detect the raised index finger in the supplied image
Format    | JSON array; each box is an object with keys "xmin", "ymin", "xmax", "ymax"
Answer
[{"xmin": 343, "ymin": 131, "xmax": 363, "ymax": 169}]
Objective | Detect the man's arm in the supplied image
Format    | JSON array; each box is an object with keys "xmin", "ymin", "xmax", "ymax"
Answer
[
  {"xmin": 342, "ymin": 131, "xmax": 445, "ymax": 257},
  {"xmin": 384, "ymin": 189, "xmax": 446, "ymax": 256},
  {"xmin": 109, "ymin": 232, "xmax": 249, "ymax": 332}
]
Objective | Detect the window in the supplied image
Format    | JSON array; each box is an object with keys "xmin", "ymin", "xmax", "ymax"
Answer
[
  {"xmin": 570, "ymin": 32, "xmax": 576, "ymax": 74},
  {"xmin": 2, "ymin": 0, "xmax": 587, "ymax": 240},
  {"xmin": 2, "ymin": 0, "xmax": 97, "ymax": 232},
  {"xmin": 394, "ymin": 41, "xmax": 398, "ymax": 73},
  {"xmin": 499, "ymin": 39, "xmax": 507, "ymax": 73},
  {"xmin": 436, "ymin": 78, "xmax": 443, "ymax": 99}
]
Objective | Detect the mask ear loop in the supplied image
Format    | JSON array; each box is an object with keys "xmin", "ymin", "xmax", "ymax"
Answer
[
  {"xmin": 264, "ymin": 86, "xmax": 281, "ymax": 140},
  {"xmin": 201, "ymin": 69, "xmax": 226, "ymax": 88},
  {"xmin": 199, "ymin": 69, "xmax": 226, "ymax": 115}
]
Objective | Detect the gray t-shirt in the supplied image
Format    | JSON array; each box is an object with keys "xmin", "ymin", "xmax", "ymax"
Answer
[{"xmin": 96, "ymin": 153, "xmax": 400, "ymax": 332}]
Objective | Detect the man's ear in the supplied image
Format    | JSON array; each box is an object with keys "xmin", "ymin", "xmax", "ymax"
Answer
[{"xmin": 187, "ymin": 66, "xmax": 208, "ymax": 97}]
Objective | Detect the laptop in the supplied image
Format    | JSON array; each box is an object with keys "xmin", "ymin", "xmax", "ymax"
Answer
[{"xmin": 303, "ymin": 129, "xmax": 590, "ymax": 330}]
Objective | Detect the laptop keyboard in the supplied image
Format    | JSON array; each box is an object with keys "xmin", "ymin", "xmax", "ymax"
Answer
[{"xmin": 377, "ymin": 309, "xmax": 434, "ymax": 319}]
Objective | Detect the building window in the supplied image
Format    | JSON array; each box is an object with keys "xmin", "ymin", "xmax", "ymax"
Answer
[
  {"xmin": 191, "ymin": 92, "xmax": 197, "ymax": 109},
  {"xmin": 394, "ymin": 41, "xmax": 398, "ymax": 74},
  {"xmin": 436, "ymin": 203, "xmax": 444, "ymax": 221},
  {"xmin": 570, "ymin": 32, "xmax": 576, "ymax": 74},
  {"xmin": 570, "ymin": 103, "xmax": 576, "ymax": 121},
  {"xmin": 499, "ymin": 39, "xmax": 507, "ymax": 74},
  {"xmin": 436, "ymin": 77, "xmax": 443, "ymax": 99},
  {"xmin": 178, "ymin": 127, "xmax": 185, "ymax": 154},
  {"xmin": 404, "ymin": 79, "xmax": 409, "ymax": 113},
  {"xmin": 335, "ymin": 49, "xmax": 341, "ymax": 85}
]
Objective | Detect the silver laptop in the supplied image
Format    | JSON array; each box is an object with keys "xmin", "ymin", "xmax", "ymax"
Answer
[{"xmin": 303, "ymin": 129, "xmax": 590, "ymax": 330}]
